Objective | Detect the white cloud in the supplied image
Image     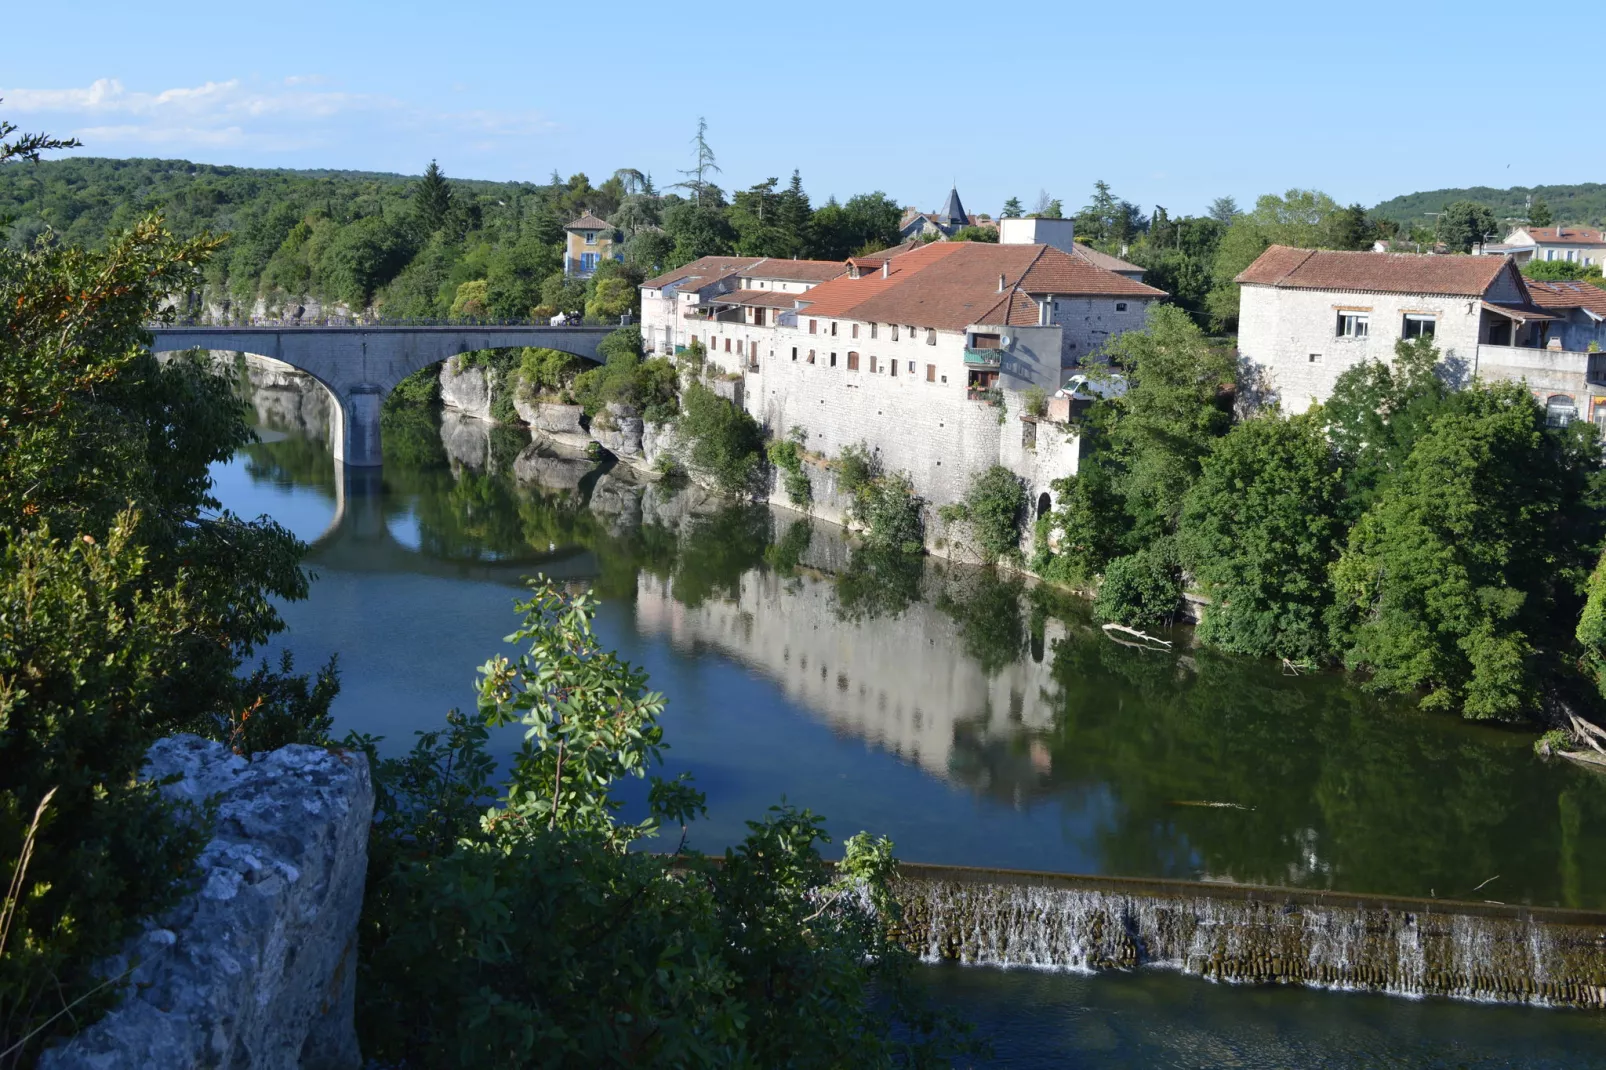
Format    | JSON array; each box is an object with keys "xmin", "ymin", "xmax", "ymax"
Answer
[{"xmin": 0, "ymin": 77, "xmax": 556, "ymax": 160}]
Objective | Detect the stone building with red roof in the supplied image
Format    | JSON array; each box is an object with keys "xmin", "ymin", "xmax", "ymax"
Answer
[
  {"xmin": 647, "ymin": 230, "xmax": 1164, "ymax": 516},
  {"xmin": 1237, "ymin": 245, "xmax": 1606, "ymax": 428}
]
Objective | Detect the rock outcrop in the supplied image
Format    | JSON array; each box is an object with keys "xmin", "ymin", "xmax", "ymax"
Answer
[
  {"xmin": 42, "ymin": 736, "xmax": 374, "ymax": 1070},
  {"xmin": 513, "ymin": 399, "xmax": 586, "ymax": 436},
  {"xmin": 589, "ymin": 402, "xmax": 644, "ymax": 459},
  {"xmin": 439, "ymin": 360, "xmax": 495, "ymax": 421}
]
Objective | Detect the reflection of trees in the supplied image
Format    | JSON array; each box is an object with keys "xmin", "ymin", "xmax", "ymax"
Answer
[
  {"xmin": 644, "ymin": 505, "xmax": 770, "ymax": 609},
  {"xmin": 242, "ymin": 435, "xmax": 336, "ymax": 496},
  {"xmin": 834, "ymin": 549, "xmax": 924, "ymax": 622},
  {"xmin": 935, "ymin": 570, "xmax": 1026, "ymax": 676}
]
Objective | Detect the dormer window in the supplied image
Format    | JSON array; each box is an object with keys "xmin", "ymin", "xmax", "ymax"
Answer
[{"xmin": 585, "ymin": 231, "xmax": 597, "ymax": 245}]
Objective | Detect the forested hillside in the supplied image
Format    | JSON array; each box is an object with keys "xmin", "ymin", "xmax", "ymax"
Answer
[
  {"xmin": 0, "ymin": 142, "xmax": 905, "ymax": 321},
  {"xmin": 1372, "ymin": 184, "xmax": 1606, "ymax": 228}
]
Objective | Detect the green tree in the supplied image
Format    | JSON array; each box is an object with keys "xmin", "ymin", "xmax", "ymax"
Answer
[
  {"xmin": 1330, "ymin": 383, "xmax": 1603, "ymax": 718},
  {"xmin": 1437, "ymin": 200, "xmax": 1499, "ymax": 253},
  {"xmin": 1180, "ymin": 412, "xmax": 1343, "ymax": 661},
  {"xmin": 1529, "ymin": 196, "xmax": 1555, "ymax": 227},
  {"xmin": 950, "ymin": 225, "xmax": 999, "ymax": 243},
  {"xmin": 1207, "ymin": 196, "xmax": 1240, "ymax": 223},
  {"xmin": 1322, "ymin": 336, "xmax": 1452, "ymax": 517},
  {"xmin": 1001, "ymin": 196, "xmax": 1024, "ymax": 219},
  {"xmin": 940, "ymin": 465, "xmax": 1026, "ymax": 561},
  {"xmin": 679, "ymin": 382, "xmax": 766, "ymax": 493},
  {"xmin": 484, "ymin": 235, "xmax": 561, "ymax": 317},
  {"xmin": 413, "ymin": 160, "xmax": 453, "ymax": 235},
  {"xmin": 675, "ymin": 117, "xmax": 722, "ymax": 207},
  {"xmin": 316, "ymin": 215, "xmax": 416, "ymax": 307},
  {"xmin": 354, "ymin": 580, "xmax": 980, "ymax": 1068}
]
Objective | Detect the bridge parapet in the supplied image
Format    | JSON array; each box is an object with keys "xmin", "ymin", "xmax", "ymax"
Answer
[{"xmin": 148, "ymin": 324, "xmax": 617, "ymax": 467}]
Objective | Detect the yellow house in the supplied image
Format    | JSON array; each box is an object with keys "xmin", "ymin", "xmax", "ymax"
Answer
[{"xmin": 564, "ymin": 212, "xmax": 620, "ymax": 277}]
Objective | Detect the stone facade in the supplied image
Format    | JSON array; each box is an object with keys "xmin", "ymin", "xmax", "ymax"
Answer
[{"xmin": 42, "ymin": 736, "xmax": 373, "ymax": 1070}]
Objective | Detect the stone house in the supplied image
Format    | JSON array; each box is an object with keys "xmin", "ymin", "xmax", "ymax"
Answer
[
  {"xmin": 662, "ymin": 236, "xmax": 1164, "ymax": 514},
  {"xmin": 639, "ymin": 256, "xmax": 846, "ymax": 357},
  {"xmin": 1495, "ymin": 226, "xmax": 1606, "ymax": 268},
  {"xmin": 1237, "ymin": 244, "xmax": 1606, "ymax": 429},
  {"xmin": 563, "ymin": 211, "xmax": 621, "ymax": 277}
]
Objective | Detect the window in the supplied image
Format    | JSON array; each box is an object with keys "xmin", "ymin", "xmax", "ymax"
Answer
[
  {"xmin": 831, "ymin": 321, "xmax": 838, "ymax": 336},
  {"xmin": 1336, "ymin": 312, "xmax": 1369, "ymax": 338},
  {"xmin": 807, "ymin": 349, "xmax": 816, "ymax": 364},
  {"xmin": 791, "ymin": 346, "xmax": 798, "ymax": 362},
  {"xmin": 691, "ymin": 335, "xmax": 698, "ymax": 347},
  {"xmin": 750, "ymin": 341, "xmax": 758, "ymax": 360},
  {"xmin": 870, "ymin": 323, "xmax": 878, "ymax": 340},
  {"xmin": 926, "ymin": 364, "xmax": 936, "ymax": 382},
  {"xmin": 809, "ymin": 319, "xmax": 818, "ymax": 334},
  {"xmin": 891, "ymin": 325, "xmax": 899, "ymax": 341},
  {"xmin": 870, "ymin": 355, "xmax": 878, "ymax": 373},
  {"xmin": 830, "ymin": 352, "xmax": 838, "ymax": 367},
  {"xmin": 724, "ymin": 338, "xmax": 732, "ymax": 353},
  {"xmin": 852, "ymin": 323, "xmax": 860, "ymax": 339},
  {"xmin": 907, "ymin": 360, "xmax": 915, "ymax": 373},
  {"xmin": 1546, "ymin": 249, "xmax": 1556, "ymax": 261},
  {"xmin": 580, "ymin": 252, "xmax": 598, "ymax": 272},
  {"xmin": 1547, "ymin": 394, "xmax": 1578, "ymax": 427},
  {"xmin": 926, "ymin": 328, "xmax": 937, "ymax": 345},
  {"xmin": 584, "ymin": 231, "xmax": 597, "ymax": 245},
  {"xmin": 1402, "ymin": 314, "xmax": 1437, "ymax": 340},
  {"xmin": 1116, "ymin": 302, "xmax": 1128, "ymax": 312},
  {"xmin": 847, "ymin": 351, "xmax": 860, "ymax": 370},
  {"xmin": 890, "ymin": 360, "xmax": 898, "ymax": 377},
  {"xmin": 1568, "ymin": 250, "xmax": 1578, "ymax": 263},
  {"xmin": 1308, "ymin": 353, "xmax": 1322, "ymax": 364}
]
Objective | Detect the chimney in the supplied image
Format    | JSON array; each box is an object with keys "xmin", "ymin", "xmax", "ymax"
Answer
[
  {"xmin": 998, "ymin": 273, "xmax": 1006, "ymax": 293},
  {"xmin": 881, "ymin": 260, "xmax": 890, "ymax": 279}
]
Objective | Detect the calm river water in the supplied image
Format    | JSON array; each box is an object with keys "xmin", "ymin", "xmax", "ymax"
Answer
[{"xmin": 217, "ymin": 383, "xmax": 1606, "ymax": 1067}]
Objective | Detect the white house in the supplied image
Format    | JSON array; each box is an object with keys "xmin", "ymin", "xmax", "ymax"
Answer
[
  {"xmin": 1491, "ymin": 226, "xmax": 1606, "ymax": 268},
  {"xmin": 1237, "ymin": 245, "xmax": 1604, "ymax": 429},
  {"xmin": 639, "ymin": 256, "xmax": 846, "ymax": 358}
]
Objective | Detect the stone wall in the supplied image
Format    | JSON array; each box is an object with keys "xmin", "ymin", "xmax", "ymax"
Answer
[{"xmin": 42, "ymin": 736, "xmax": 374, "ymax": 1070}]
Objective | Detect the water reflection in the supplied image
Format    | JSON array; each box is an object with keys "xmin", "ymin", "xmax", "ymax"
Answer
[{"xmin": 228, "ymin": 362, "xmax": 1606, "ymax": 911}]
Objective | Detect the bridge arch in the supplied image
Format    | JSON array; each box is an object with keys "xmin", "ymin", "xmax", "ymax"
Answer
[{"xmin": 148, "ymin": 324, "xmax": 615, "ymax": 467}]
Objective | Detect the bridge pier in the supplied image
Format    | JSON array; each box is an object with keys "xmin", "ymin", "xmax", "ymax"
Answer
[{"xmin": 330, "ymin": 385, "xmax": 385, "ymax": 468}]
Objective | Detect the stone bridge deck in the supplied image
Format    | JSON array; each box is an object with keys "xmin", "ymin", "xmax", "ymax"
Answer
[{"xmin": 149, "ymin": 324, "xmax": 616, "ymax": 467}]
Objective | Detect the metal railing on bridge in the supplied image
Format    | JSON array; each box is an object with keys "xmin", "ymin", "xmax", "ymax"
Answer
[{"xmin": 147, "ymin": 314, "xmax": 633, "ymax": 329}]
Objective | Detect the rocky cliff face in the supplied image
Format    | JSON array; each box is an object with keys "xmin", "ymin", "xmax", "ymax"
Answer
[
  {"xmin": 41, "ymin": 736, "xmax": 374, "ymax": 1070},
  {"xmin": 439, "ymin": 360, "xmax": 496, "ymax": 421}
]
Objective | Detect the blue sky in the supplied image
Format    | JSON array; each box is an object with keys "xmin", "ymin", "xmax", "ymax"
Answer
[{"xmin": 7, "ymin": 0, "xmax": 1600, "ymax": 218}]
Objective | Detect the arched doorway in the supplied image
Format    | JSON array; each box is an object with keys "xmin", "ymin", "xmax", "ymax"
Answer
[{"xmin": 1037, "ymin": 491, "xmax": 1053, "ymax": 518}]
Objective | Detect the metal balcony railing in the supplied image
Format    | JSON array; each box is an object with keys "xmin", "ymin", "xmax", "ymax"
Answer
[{"xmin": 963, "ymin": 348, "xmax": 1001, "ymax": 367}]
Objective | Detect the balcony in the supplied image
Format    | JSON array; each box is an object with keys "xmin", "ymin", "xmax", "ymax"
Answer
[{"xmin": 964, "ymin": 348, "xmax": 1001, "ymax": 369}]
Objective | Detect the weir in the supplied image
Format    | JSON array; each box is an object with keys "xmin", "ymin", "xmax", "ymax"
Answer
[{"xmin": 891, "ymin": 864, "xmax": 1606, "ymax": 1008}]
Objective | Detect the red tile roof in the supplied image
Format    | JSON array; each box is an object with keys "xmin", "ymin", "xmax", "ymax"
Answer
[
  {"xmin": 1525, "ymin": 278, "xmax": 1606, "ymax": 317},
  {"xmin": 564, "ymin": 211, "xmax": 613, "ymax": 232},
  {"xmin": 740, "ymin": 259, "xmax": 846, "ymax": 284},
  {"xmin": 1236, "ymin": 245, "xmax": 1514, "ymax": 297},
  {"xmin": 643, "ymin": 256, "xmax": 764, "ymax": 290},
  {"xmin": 1069, "ymin": 244, "xmax": 1144, "ymax": 275},
  {"xmin": 1517, "ymin": 226, "xmax": 1606, "ymax": 246},
  {"xmin": 710, "ymin": 289, "xmax": 803, "ymax": 308},
  {"xmin": 792, "ymin": 242, "xmax": 1164, "ymax": 331}
]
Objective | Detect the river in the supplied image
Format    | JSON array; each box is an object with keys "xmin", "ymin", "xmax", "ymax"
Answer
[{"xmin": 216, "ymin": 371, "xmax": 1606, "ymax": 1066}]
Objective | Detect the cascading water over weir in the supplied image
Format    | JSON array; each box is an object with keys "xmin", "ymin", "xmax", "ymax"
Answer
[{"xmin": 891, "ymin": 865, "xmax": 1606, "ymax": 1008}]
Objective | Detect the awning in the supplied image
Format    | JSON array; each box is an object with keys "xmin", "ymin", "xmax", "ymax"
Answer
[{"xmin": 1482, "ymin": 301, "xmax": 1563, "ymax": 323}]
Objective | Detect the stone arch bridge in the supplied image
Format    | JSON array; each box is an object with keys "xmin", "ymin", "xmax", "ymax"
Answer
[{"xmin": 148, "ymin": 324, "xmax": 614, "ymax": 467}]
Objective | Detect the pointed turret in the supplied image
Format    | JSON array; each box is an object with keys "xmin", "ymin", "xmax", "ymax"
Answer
[{"xmin": 938, "ymin": 187, "xmax": 968, "ymax": 228}]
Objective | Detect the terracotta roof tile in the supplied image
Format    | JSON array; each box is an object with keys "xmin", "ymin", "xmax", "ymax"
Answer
[
  {"xmin": 740, "ymin": 258, "xmax": 846, "ymax": 284},
  {"xmin": 792, "ymin": 242, "xmax": 1164, "ymax": 331},
  {"xmin": 1525, "ymin": 278, "xmax": 1606, "ymax": 317},
  {"xmin": 642, "ymin": 256, "xmax": 764, "ymax": 290},
  {"xmin": 1236, "ymin": 245, "xmax": 1512, "ymax": 296},
  {"xmin": 1517, "ymin": 226, "xmax": 1606, "ymax": 246},
  {"xmin": 564, "ymin": 211, "xmax": 613, "ymax": 232},
  {"xmin": 710, "ymin": 289, "xmax": 803, "ymax": 309},
  {"xmin": 1068, "ymin": 244, "xmax": 1144, "ymax": 275}
]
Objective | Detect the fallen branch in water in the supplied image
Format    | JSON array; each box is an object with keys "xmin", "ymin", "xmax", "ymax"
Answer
[
  {"xmin": 1567, "ymin": 711, "xmax": 1606, "ymax": 758},
  {"xmin": 1171, "ymin": 800, "xmax": 1254, "ymax": 811},
  {"xmin": 1101, "ymin": 622, "xmax": 1171, "ymax": 650},
  {"xmin": 1472, "ymin": 875, "xmax": 1500, "ymax": 893}
]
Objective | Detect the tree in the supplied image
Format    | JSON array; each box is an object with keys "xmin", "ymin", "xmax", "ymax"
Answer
[
  {"xmin": 1330, "ymin": 382, "xmax": 1603, "ymax": 719},
  {"xmin": 1437, "ymin": 200, "xmax": 1499, "ymax": 253},
  {"xmin": 1001, "ymin": 196, "xmax": 1024, "ymax": 219},
  {"xmin": 354, "ymin": 580, "xmax": 981, "ymax": 1067},
  {"xmin": 1207, "ymin": 196, "xmax": 1240, "ymax": 224},
  {"xmin": 662, "ymin": 197, "xmax": 735, "ymax": 265},
  {"xmin": 949, "ymin": 224, "xmax": 998, "ymax": 243},
  {"xmin": 484, "ymin": 234, "xmax": 561, "ymax": 317},
  {"xmin": 775, "ymin": 170, "xmax": 813, "ymax": 255},
  {"xmin": 1, "ymin": 202, "xmax": 324, "ymax": 1058},
  {"xmin": 1074, "ymin": 181, "xmax": 1120, "ymax": 242},
  {"xmin": 1180, "ymin": 412, "xmax": 1343, "ymax": 661},
  {"xmin": 675, "ymin": 116, "xmax": 722, "ymax": 206},
  {"xmin": 315, "ymin": 214, "xmax": 417, "ymax": 307},
  {"xmin": 1529, "ymin": 196, "xmax": 1555, "ymax": 227},
  {"xmin": 729, "ymin": 177, "xmax": 790, "ymax": 256},
  {"xmin": 1322, "ymin": 337, "xmax": 1452, "ymax": 516},
  {"xmin": 1324, "ymin": 203, "xmax": 1377, "ymax": 251},
  {"xmin": 414, "ymin": 160, "xmax": 453, "ymax": 235}
]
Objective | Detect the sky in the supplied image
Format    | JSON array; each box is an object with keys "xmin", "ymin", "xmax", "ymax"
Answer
[{"xmin": 6, "ymin": 0, "xmax": 1602, "ymax": 219}]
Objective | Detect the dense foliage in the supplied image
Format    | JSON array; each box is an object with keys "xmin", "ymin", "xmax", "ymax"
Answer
[
  {"xmin": 940, "ymin": 465, "xmax": 1027, "ymax": 563},
  {"xmin": 1034, "ymin": 307, "xmax": 1606, "ymax": 720},
  {"xmin": 1372, "ymin": 183, "xmax": 1606, "ymax": 229},
  {"xmin": 352, "ymin": 580, "xmax": 980, "ymax": 1068},
  {"xmin": 678, "ymin": 382, "xmax": 767, "ymax": 494},
  {"xmin": 0, "ymin": 129, "xmax": 906, "ymax": 324},
  {"xmin": 0, "ymin": 195, "xmax": 328, "ymax": 1058}
]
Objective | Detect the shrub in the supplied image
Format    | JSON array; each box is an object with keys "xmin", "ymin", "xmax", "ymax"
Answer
[
  {"xmin": 679, "ymin": 382, "xmax": 765, "ymax": 494},
  {"xmin": 1023, "ymin": 385, "xmax": 1048, "ymax": 418},
  {"xmin": 853, "ymin": 471, "xmax": 925, "ymax": 554},
  {"xmin": 1093, "ymin": 548, "xmax": 1182, "ymax": 628},
  {"xmin": 767, "ymin": 433, "xmax": 812, "ymax": 507},
  {"xmin": 518, "ymin": 346, "xmax": 581, "ymax": 400},
  {"xmin": 352, "ymin": 580, "xmax": 982, "ymax": 1067},
  {"xmin": 572, "ymin": 326, "xmax": 677, "ymax": 420},
  {"xmin": 835, "ymin": 442, "xmax": 876, "ymax": 496},
  {"xmin": 386, "ymin": 364, "xmax": 441, "ymax": 410},
  {"xmin": 940, "ymin": 465, "xmax": 1026, "ymax": 562}
]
